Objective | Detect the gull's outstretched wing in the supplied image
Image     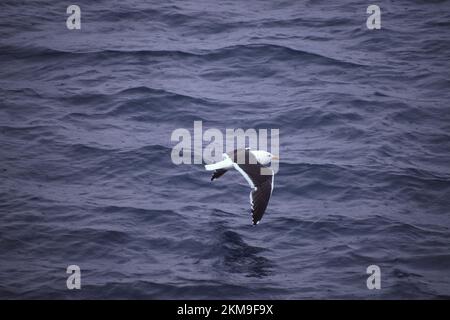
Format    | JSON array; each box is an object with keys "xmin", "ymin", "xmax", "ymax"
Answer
[{"xmin": 231, "ymin": 149, "xmax": 274, "ymax": 225}]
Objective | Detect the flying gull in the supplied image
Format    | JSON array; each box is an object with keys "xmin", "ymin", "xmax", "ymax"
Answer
[{"xmin": 204, "ymin": 148, "xmax": 278, "ymax": 225}]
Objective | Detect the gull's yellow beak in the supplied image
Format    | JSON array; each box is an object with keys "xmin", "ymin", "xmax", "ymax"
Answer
[{"xmin": 272, "ymin": 155, "xmax": 280, "ymax": 160}]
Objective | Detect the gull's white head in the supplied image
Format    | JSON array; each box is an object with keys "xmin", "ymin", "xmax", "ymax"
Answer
[{"xmin": 251, "ymin": 150, "xmax": 280, "ymax": 166}]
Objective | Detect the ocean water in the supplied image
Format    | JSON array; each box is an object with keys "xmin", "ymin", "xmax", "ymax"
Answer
[{"xmin": 1, "ymin": 0, "xmax": 450, "ymax": 299}]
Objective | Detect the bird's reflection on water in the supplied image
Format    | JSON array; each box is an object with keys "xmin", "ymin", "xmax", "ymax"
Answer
[{"xmin": 214, "ymin": 229, "xmax": 274, "ymax": 278}]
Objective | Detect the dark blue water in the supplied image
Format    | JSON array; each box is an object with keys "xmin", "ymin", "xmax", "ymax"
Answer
[{"xmin": 1, "ymin": 0, "xmax": 450, "ymax": 299}]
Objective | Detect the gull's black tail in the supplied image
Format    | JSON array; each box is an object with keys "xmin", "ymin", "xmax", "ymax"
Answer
[{"xmin": 211, "ymin": 169, "xmax": 228, "ymax": 181}]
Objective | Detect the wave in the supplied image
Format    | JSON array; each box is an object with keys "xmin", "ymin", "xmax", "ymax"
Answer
[{"xmin": 1, "ymin": 43, "xmax": 368, "ymax": 68}]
